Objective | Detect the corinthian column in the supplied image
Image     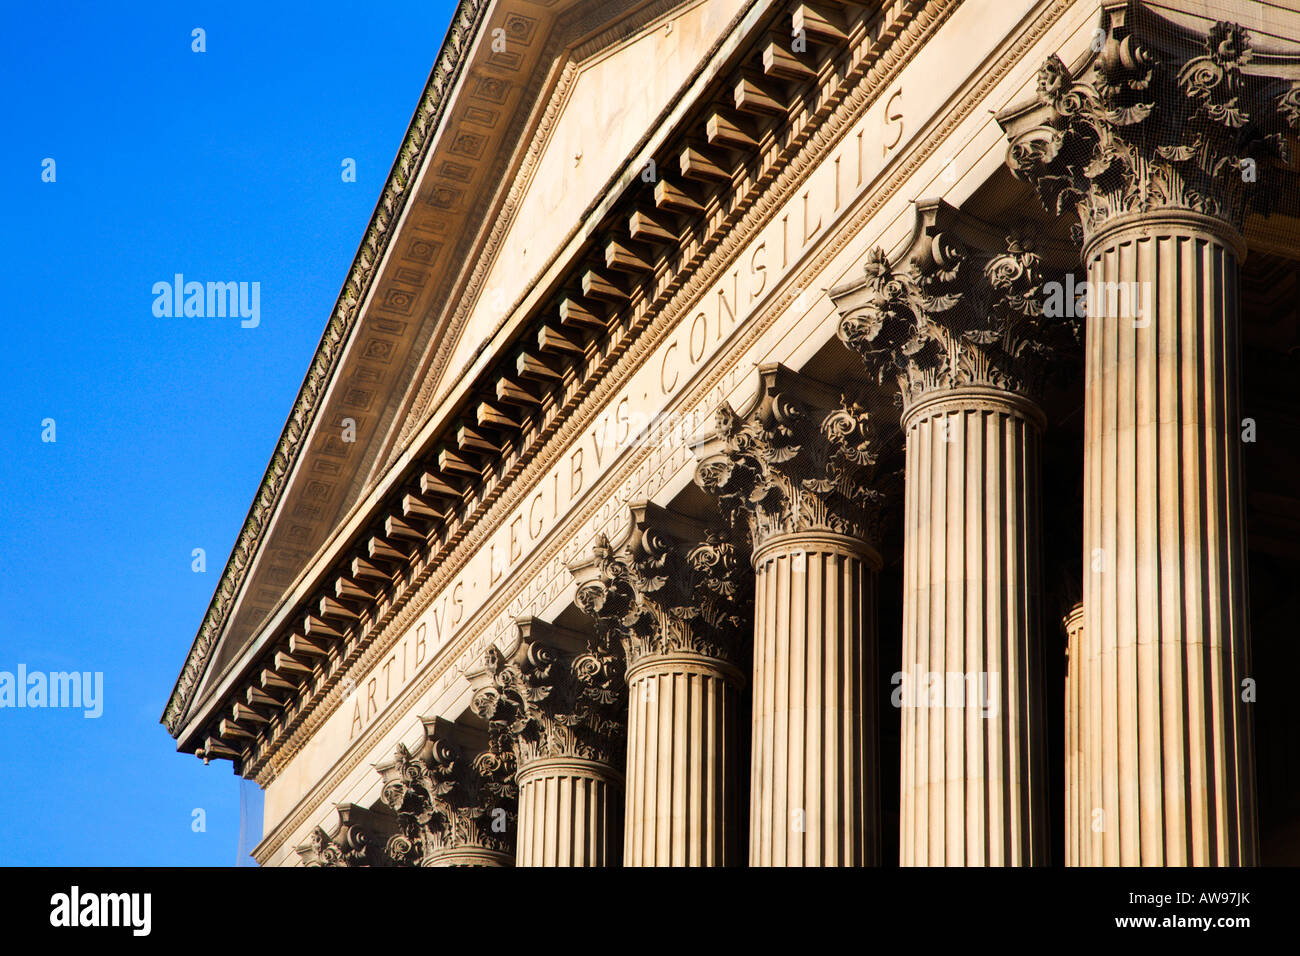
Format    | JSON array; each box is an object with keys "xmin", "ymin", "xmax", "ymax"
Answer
[
  {"xmin": 693, "ymin": 365, "xmax": 888, "ymax": 866},
  {"xmin": 374, "ymin": 716, "xmax": 516, "ymax": 866},
  {"xmin": 467, "ymin": 618, "xmax": 626, "ymax": 866},
  {"xmin": 831, "ymin": 199, "xmax": 1070, "ymax": 866},
  {"xmin": 999, "ymin": 9, "xmax": 1298, "ymax": 865},
  {"xmin": 571, "ymin": 502, "xmax": 751, "ymax": 866},
  {"xmin": 295, "ymin": 804, "xmax": 400, "ymax": 867}
]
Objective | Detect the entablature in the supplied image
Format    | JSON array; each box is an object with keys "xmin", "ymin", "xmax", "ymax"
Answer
[{"xmin": 172, "ymin": 0, "xmax": 934, "ymax": 781}]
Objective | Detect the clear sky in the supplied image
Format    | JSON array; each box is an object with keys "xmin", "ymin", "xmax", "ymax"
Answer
[{"xmin": 0, "ymin": 0, "xmax": 457, "ymax": 865}]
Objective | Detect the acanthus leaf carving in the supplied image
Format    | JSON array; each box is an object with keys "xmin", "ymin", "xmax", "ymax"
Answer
[
  {"xmin": 466, "ymin": 619, "xmax": 626, "ymax": 768},
  {"xmin": 295, "ymin": 803, "xmax": 400, "ymax": 867},
  {"xmin": 691, "ymin": 365, "xmax": 893, "ymax": 550},
  {"xmin": 999, "ymin": 11, "xmax": 1297, "ymax": 241},
  {"xmin": 830, "ymin": 199, "xmax": 1081, "ymax": 409},
  {"xmin": 374, "ymin": 716, "xmax": 516, "ymax": 865},
  {"xmin": 570, "ymin": 503, "xmax": 752, "ymax": 670}
]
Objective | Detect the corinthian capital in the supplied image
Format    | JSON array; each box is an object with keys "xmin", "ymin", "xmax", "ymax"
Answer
[
  {"xmin": 466, "ymin": 618, "xmax": 626, "ymax": 768},
  {"xmin": 569, "ymin": 502, "xmax": 751, "ymax": 671},
  {"xmin": 690, "ymin": 364, "xmax": 890, "ymax": 549},
  {"xmin": 829, "ymin": 199, "xmax": 1079, "ymax": 408},
  {"xmin": 998, "ymin": 4, "xmax": 1299, "ymax": 242},
  {"xmin": 295, "ymin": 803, "xmax": 400, "ymax": 867},
  {"xmin": 374, "ymin": 717, "xmax": 516, "ymax": 865}
]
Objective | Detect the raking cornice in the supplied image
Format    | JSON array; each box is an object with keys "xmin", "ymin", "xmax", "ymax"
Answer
[
  {"xmin": 255, "ymin": 0, "xmax": 1079, "ymax": 861},
  {"xmin": 161, "ymin": 0, "xmax": 491, "ymax": 737}
]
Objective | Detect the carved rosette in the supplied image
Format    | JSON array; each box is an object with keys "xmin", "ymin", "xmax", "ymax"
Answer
[
  {"xmin": 295, "ymin": 804, "xmax": 399, "ymax": 867},
  {"xmin": 467, "ymin": 620, "xmax": 627, "ymax": 769},
  {"xmin": 571, "ymin": 504, "xmax": 752, "ymax": 671},
  {"xmin": 375, "ymin": 717, "xmax": 516, "ymax": 865},
  {"xmin": 1000, "ymin": 12, "xmax": 1299, "ymax": 242},
  {"xmin": 692, "ymin": 365, "xmax": 889, "ymax": 550},
  {"xmin": 830, "ymin": 200, "xmax": 1079, "ymax": 409}
]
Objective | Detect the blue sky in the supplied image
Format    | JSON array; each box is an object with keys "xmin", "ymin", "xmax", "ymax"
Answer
[{"xmin": 0, "ymin": 0, "xmax": 457, "ymax": 865}]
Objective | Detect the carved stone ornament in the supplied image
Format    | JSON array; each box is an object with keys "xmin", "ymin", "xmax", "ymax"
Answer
[
  {"xmin": 295, "ymin": 803, "xmax": 400, "ymax": 867},
  {"xmin": 162, "ymin": 0, "xmax": 493, "ymax": 738},
  {"xmin": 829, "ymin": 199, "xmax": 1080, "ymax": 407},
  {"xmin": 570, "ymin": 502, "xmax": 752, "ymax": 670},
  {"xmin": 374, "ymin": 717, "xmax": 516, "ymax": 865},
  {"xmin": 690, "ymin": 364, "xmax": 890, "ymax": 549},
  {"xmin": 998, "ymin": 3, "xmax": 1300, "ymax": 243},
  {"xmin": 466, "ymin": 619, "xmax": 627, "ymax": 768}
]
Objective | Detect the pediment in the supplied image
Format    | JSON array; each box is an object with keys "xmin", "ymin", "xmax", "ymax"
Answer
[
  {"xmin": 168, "ymin": 0, "xmax": 758, "ymax": 740},
  {"xmin": 383, "ymin": 0, "xmax": 753, "ymax": 461}
]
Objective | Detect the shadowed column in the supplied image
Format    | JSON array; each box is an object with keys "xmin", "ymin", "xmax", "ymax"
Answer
[
  {"xmin": 831, "ymin": 199, "xmax": 1069, "ymax": 865},
  {"xmin": 467, "ymin": 618, "xmax": 626, "ymax": 866},
  {"xmin": 999, "ymin": 10, "xmax": 1291, "ymax": 864},
  {"xmin": 897, "ymin": 390, "xmax": 1048, "ymax": 865},
  {"xmin": 571, "ymin": 502, "xmax": 751, "ymax": 866},
  {"xmin": 693, "ymin": 364, "xmax": 889, "ymax": 866},
  {"xmin": 1062, "ymin": 602, "xmax": 1084, "ymax": 867}
]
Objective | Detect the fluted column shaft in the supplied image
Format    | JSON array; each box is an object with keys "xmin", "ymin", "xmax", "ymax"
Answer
[
  {"xmin": 1063, "ymin": 602, "xmax": 1084, "ymax": 867},
  {"xmin": 624, "ymin": 654, "xmax": 744, "ymax": 866},
  {"xmin": 899, "ymin": 387, "xmax": 1048, "ymax": 866},
  {"xmin": 1080, "ymin": 210, "xmax": 1257, "ymax": 866},
  {"xmin": 750, "ymin": 530, "xmax": 878, "ymax": 866},
  {"xmin": 515, "ymin": 756, "xmax": 621, "ymax": 867}
]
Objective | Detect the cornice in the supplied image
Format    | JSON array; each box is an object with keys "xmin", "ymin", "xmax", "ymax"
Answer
[
  {"xmin": 249, "ymin": 0, "xmax": 947, "ymax": 786},
  {"xmin": 255, "ymin": 0, "xmax": 1080, "ymax": 865},
  {"xmin": 162, "ymin": 0, "xmax": 492, "ymax": 736},
  {"xmin": 180, "ymin": 0, "xmax": 912, "ymax": 776},
  {"xmin": 388, "ymin": 0, "xmax": 739, "ymax": 466},
  {"xmin": 168, "ymin": 0, "xmax": 764, "ymax": 754}
]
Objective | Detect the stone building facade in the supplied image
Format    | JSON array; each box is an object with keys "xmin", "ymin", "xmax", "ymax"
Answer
[{"xmin": 163, "ymin": 0, "xmax": 1300, "ymax": 866}]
